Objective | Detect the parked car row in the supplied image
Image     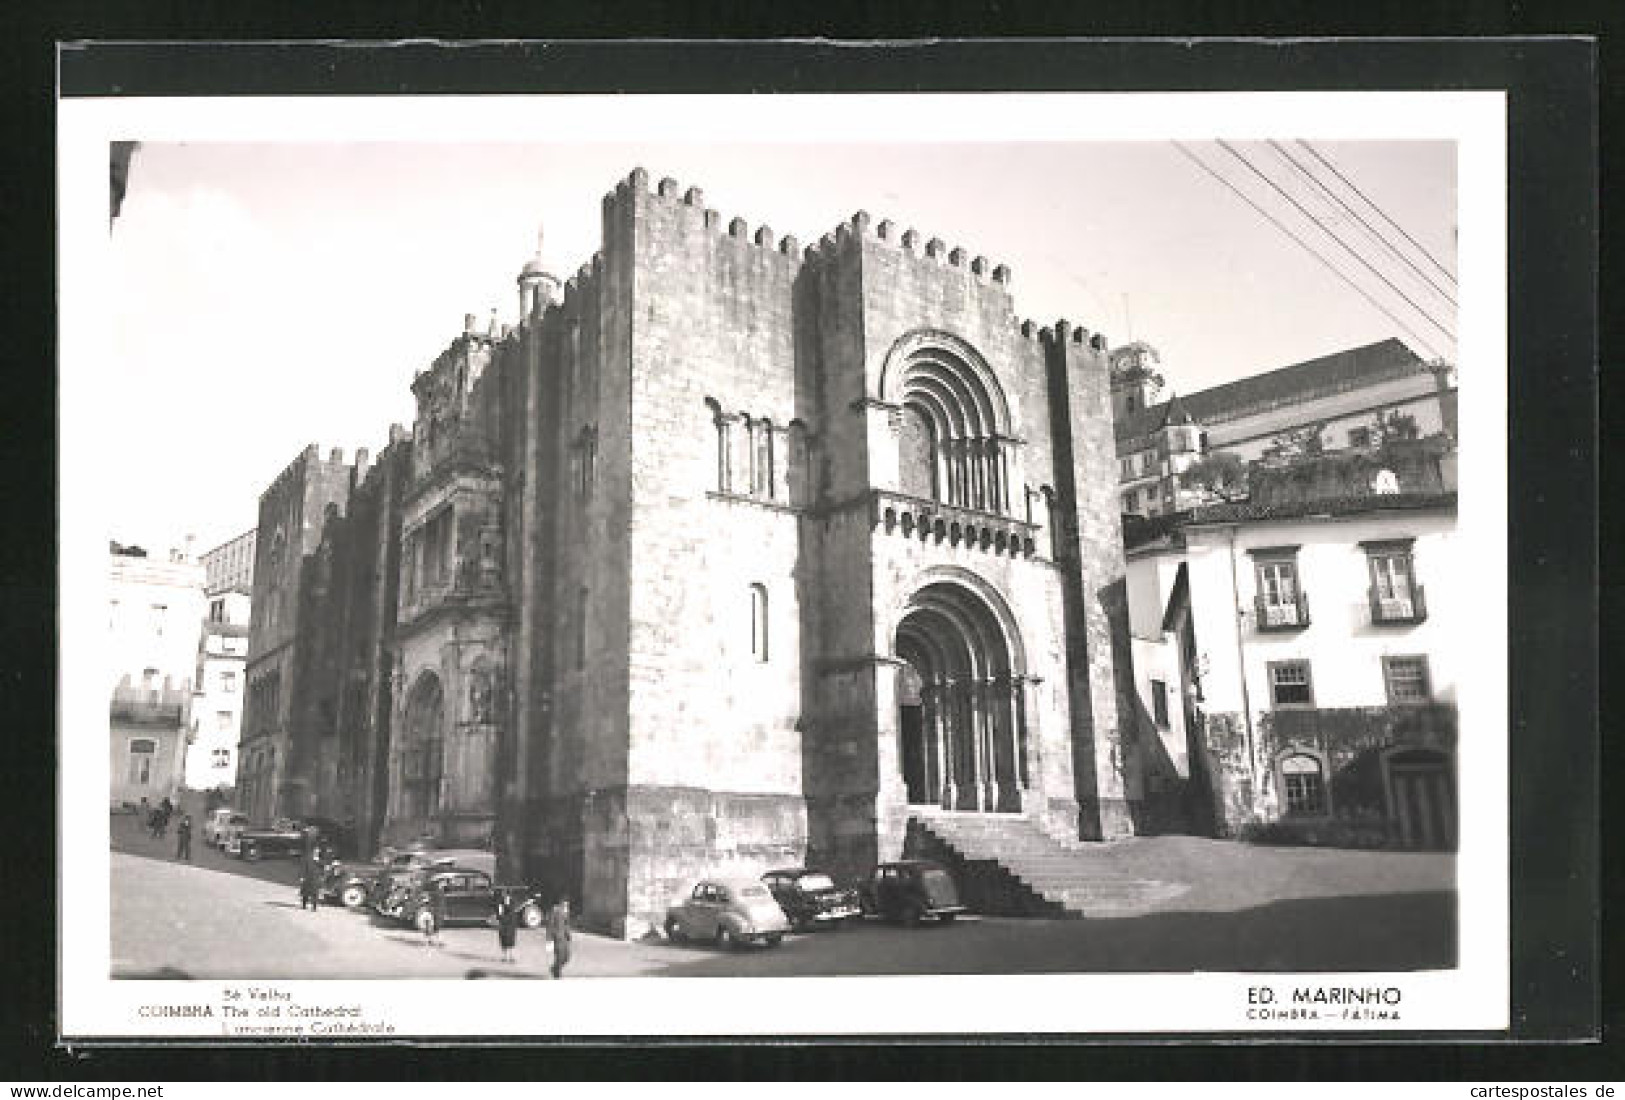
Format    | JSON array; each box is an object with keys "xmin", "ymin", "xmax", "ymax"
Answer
[
  {"xmin": 308, "ymin": 842, "xmax": 548, "ymax": 935},
  {"xmin": 203, "ymin": 807, "xmax": 964, "ymax": 948},
  {"xmin": 665, "ymin": 860, "xmax": 967, "ymax": 950}
]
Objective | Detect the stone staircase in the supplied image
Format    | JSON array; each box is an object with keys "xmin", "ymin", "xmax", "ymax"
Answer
[{"xmin": 906, "ymin": 813, "xmax": 1189, "ymax": 919}]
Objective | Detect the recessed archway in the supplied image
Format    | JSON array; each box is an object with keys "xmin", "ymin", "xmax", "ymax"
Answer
[
  {"xmin": 400, "ymin": 671, "xmax": 445, "ymax": 824},
  {"xmin": 893, "ymin": 581, "xmax": 1029, "ymax": 812}
]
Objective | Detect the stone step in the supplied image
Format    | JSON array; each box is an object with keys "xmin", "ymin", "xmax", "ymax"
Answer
[{"xmin": 910, "ymin": 815, "xmax": 1187, "ymax": 919}]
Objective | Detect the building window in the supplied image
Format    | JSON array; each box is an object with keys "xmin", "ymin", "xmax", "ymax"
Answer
[
  {"xmin": 128, "ymin": 738, "xmax": 156, "ymax": 786},
  {"xmin": 1119, "ymin": 458, "xmax": 1134, "ymax": 481},
  {"xmin": 1268, "ymin": 660, "xmax": 1315, "ymax": 708},
  {"xmin": 209, "ymin": 598, "xmax": 225, "ymax": 623},
  {"xmin": 149, "ymin": 603, "xmax": 167, "ymax": 637},
  {"xmin": 575, "ymin": 587, "xmax": 588, "ymax": 671},
  {"xmin": 1382, "ymin": 656, "xmax": 1432, "ymax": 705},
  {"xmin": 142, "ymin": 667, "xmax": 159, "ymax": 691},
  {"xmin": 1122, "ymin": 493, "xmax": 1135, "ymax": 513},
  {"xmin": 749, "ymin": 584, "xmax": 769, "ymax": 663},
  {"xmin": 1150, "ymin": 679, "xmax": 1169, "ymax": 728},
  {"xmin": 217, "ymin": 710, "xmax": 233, "ymax": 733},
  {"xmin": 1365, "ymin": 541, "xmax": 1425, "ymax": 624},
  {"xmin": 211, "ymin": 748, "xmax": 231, "ymax": 768},
  {"xmin": 1280, "ymin": 752, "xmax": 1327, "ymax": 815},
  {"xmin": 422, "ymin": 508, "xmax": 455, "ymax": 590},
  {"xmin": 1253, "ymin": 550, "xmax": 1309, "ymax": 629},
  {"xmin": 220, "ymin": 670, "xmax": 238, "ymax": 693}
]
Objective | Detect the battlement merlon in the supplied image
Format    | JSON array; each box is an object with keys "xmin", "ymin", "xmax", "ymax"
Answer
[{"xmin": 600, "ymin": 167, "xmax": 809, "ymax": 273}]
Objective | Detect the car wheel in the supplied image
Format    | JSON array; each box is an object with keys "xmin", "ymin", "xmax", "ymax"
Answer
[
  {"xmin": 664, "ymin": 916, "xmax": 685, "ymax": 943},
  {"xmin": 340, "ymin": 884, "xmax": 367, "ymax": 909},
  {"xmin": 902, "ymin": 902, "xmax": 923, "ymax": 927},
  {"xmin": 243, "ymin": 845, "xmax": 260, "ymax": 862},
  {"xmin": 938, "ymin": 912, "xmax": 957, "ymax": 924},
  {"xmin": 764, "ymin": 933, "xmax": 783, "ymax": 948},
  {"xmin": 716, "ymin": 924, "xmax": 735, "ymax": 950},
  {"xmin": 519, "ymin": 903, "xmax": 544, "ymax": 930}
]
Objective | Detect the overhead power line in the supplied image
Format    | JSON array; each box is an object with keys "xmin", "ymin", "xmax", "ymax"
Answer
[
  {"xmin": 1214, "ymin": 139, "xmax": 1456, "ymax": 345},
  {"xmin": 1296, "ymin": 139, "xmax": 1458, "ymax": 286},
  {"xmin": 1169, "ymin": 140, "xmax": 1448, "ymax": 362},
  {"xmin": 1267, "ymin": 138, "xmax": 1458, "ymax": 309}
]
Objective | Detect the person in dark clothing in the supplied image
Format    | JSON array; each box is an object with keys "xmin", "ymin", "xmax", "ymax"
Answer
[
  {"xmin": 423, "ymin": 881, "xmax": 447, "ymax": 947},
  {"xmin": 175, "ymin": 814, "xmax": 192, "ymax": 860},
  {"xmin": 298, "ymin": 853, "xmax": 322, "ymax": 911},
  {"xmin": 495, "ymin": 889, "xmax": 519, "ymax": 964},
  {"xmin": 545, "ymin": 898, "xmax": 572, "ymax": 979}
]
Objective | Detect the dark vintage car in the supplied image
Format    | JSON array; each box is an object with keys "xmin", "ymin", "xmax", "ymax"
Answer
[
  {"xmin": 371, "ymin": 849, "xmax": 498, "ymax": 917},
  {"xmin": 229, "ymin": 816, "xmax": 350, "ymax": 862},
  {"xmin": 861, "ymin": 859, "xmax": 967, "ymax": 925},
  {"xmin": 761, "ymin": 868, "xmax": 863, "ymax": 930},
  {"xmin": 395, "ymin": 867, "xmax": 544, "ymax": 933},
  {"xmin": 227, "ymin": 819, "xmax": 311, "ymax": 861}
]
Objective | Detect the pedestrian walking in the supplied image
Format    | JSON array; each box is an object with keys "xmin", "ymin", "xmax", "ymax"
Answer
[
  {"xmin": 298, "ymin": 852, "xmax": 322, "ymax": 912},
  {"xmin": 175, "ymin": 814, "xmax": 192, "ymax": 861},
  {"xmin": 422, "ymin": 881, "xmax": 447, "ymax": 947},
  {"xmin": 545, "ymin": 897, "xmax": 572, "ymax": 979},
  {"xmin": 494, "ymin": 889, "xmax": 520, "ymax": 964}
]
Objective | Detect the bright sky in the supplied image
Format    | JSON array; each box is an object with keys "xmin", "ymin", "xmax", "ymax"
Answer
[{"xmin": 107, "ymin": 138, "xmax": 1455, "ymax": 555}]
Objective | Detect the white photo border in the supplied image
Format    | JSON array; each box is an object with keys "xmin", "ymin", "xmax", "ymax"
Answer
[{"xmin": 58, "ymin": 89, "xmax": 1508, "ymax": 1038}]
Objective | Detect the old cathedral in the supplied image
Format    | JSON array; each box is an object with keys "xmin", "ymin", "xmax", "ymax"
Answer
[{"xmin": 236, "ymin": 168, "xmax": 1149, "ymax": 936}]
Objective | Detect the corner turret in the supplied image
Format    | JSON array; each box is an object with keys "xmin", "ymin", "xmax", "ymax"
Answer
[{"xmin": 517, "ymin": 225, "xmax": 562, "ymax": 321}]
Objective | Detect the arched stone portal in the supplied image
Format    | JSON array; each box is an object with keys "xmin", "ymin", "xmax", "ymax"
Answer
[
  {"xmin": 398, "ymin": 671, "xmax": 445, "ymax": 825},
  {"xmin": 894, "ymin": 582, "xmax": 1029, "ymax": 813}
]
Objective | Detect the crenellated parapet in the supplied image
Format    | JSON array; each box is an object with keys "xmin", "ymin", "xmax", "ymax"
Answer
[
  {"xmin": 1020, "ymin": 317, "xmax": 1111, "ymax": 354},
  {"xmin": 602, "ymin": 167, "xmax": 807, "ymax": 272}
]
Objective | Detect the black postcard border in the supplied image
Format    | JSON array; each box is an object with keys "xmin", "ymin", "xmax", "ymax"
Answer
[{"xmin": 8, "ymin": 31, "xmax": 1606, "ymax": 1082}]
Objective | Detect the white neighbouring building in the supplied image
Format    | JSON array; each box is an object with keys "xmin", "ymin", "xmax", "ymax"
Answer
[
  {"xmin": 1121, "ymin": 458, "xmax": 1458, "ymax": 850},
  {"xmin": 1112, "ymin": 337, "xmax": 1458, "ymax": 518},
  {"xmin": 186, "ymin": 589, "xmax": 252, "ymax": 790},
  {"xmin": 108, "ymin": 543, "xmax": 207, "ymax": 808}
]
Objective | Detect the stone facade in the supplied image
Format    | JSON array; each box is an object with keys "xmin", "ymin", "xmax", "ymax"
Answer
[{"xmin": 239, "ymin": 169, "xmax": 1147, "ymax": 936}]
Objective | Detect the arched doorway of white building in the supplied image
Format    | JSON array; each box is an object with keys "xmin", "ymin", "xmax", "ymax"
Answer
[{"xmin": 894, "ymin": 581, "xmax": 1029, "ymax": 813}]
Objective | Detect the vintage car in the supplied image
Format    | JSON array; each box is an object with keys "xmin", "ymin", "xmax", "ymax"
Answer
[
  {"xmin": 394, "ymin": 867, "xmax": 544, "ymax": 933},
  {"xmin": 860, "ymin": 859, "xmax": 967, "ymax": 925},
  {"xmin": 202, "ymin": 809, "xmax": 250, "ymax": 849},
  {"xmin": 761, "ymin": 868, "xmax": 863, "ymax": 930},
  {"xmin": 227, "ymin": 817, "xmax": 346, "ymax": 861},
  {"xmin": 664, "ymin": 878, "xmax": 790, "ymax": 948},
  {"xmin": 370, "ymin": 848, "xmax": 498, "ymax": 917},
  {"xmin": 227, "ymin": 819, "xmax": 310, "ymax": 861}
]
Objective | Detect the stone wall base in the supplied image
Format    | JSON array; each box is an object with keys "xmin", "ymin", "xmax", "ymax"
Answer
[{"xmin": 531, "ymin": 785, "xmax": 809, "ymax": 939}]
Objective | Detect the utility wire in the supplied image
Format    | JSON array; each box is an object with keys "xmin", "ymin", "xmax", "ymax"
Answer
[
  {"xmin": 1296, "ymin": 139, "xmax": 1458, "ymax": 286},
  {"xmin": 1215, "ymin": 139, "xmax": 1457, "ymax": 345},
  {"xmin": 1267, "ymin": 138, "xmax": 1458, "ymax": 309},
  {"xmin": 1169, "ymin": 141, "xmax": 1448, "ymax": 361}
]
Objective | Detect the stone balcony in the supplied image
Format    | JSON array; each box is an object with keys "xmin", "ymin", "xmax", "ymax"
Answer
[{"xmin": 870, "ymin": 489, "xmax": 1039, "ymax": 559}]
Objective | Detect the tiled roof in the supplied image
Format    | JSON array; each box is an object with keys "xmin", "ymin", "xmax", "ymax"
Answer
[
  {"xmin": 1124, "ymin": 489, "xmax": 1457, "ymax": 550},
  {"xmin": 1115, "ymin": 337, "xmax": 1429, "ymax": 444}
]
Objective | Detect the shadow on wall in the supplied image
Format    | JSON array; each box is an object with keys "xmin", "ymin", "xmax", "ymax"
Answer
[{"xmin": 1096, "ymin": 576, "xmax": 1190, "ymax": 837}]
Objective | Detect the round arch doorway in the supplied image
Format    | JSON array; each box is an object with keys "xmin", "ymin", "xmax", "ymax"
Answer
[
  {"xmin": 399, "ymin": 671, "xmax": 445, "ymax": 825},
  {"xmin": 894, "ymin": 582, "xmax": 1029, "ymax": 813}
]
